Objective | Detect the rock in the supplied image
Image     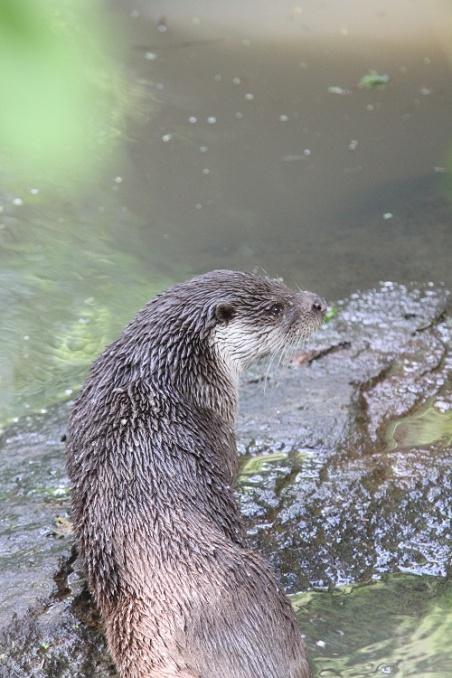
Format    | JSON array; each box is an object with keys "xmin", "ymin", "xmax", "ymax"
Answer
[{"xmin": 0, "ymin": 283, "xmax": 450, "ymax": 675}]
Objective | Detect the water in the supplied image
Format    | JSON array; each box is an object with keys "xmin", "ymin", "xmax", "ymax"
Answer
[
  {"xmin": 1, "ymin": 1, "xmax": 451, "ymax": 675},
  {"xmin": 1, "ymin": 0, "xmax": 452, "ymax": 422}
]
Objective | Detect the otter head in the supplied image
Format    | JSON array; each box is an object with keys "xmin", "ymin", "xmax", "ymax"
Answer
[{"xmin": 207, "ymin": 271, "xmax": 326, "ymax": 374}]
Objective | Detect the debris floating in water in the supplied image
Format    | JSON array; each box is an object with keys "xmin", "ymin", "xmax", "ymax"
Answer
[
  {"xmin": 13, "ymin": 197, "xmax": 23, "ymax": 206},
  {"xmin": 202, "ymin": 168, "xmax": 210, "ymax": 175},
  {"xmin": 232, "ymin": 77, "xmax": 241, "ymax": 85},
  {"xmin": 30, "ymin": 188, "xmax": 40, "ymax": 195},
  {"xmin": 145, "ymin": 52, "xmax": 157, "ymax": 61},
  {"xmin": 348, "ymin": 139, "xmax": 358, "ymax": 151},
  {"xmin": 383, "ymin": 212, "xmax": 394, "ymax": 220},
  {"xmin": 244, "ymin": 93, "xmax": 254, "ymax": 101},
  {"xmin": 199, "ymin": 146, "xmax": 208, "ymax": 153},
  {"xmin": 114, "ymin": 176, "xmax": 123, "ymax": 184},
  {"xmin": 328, "ymin": 85, "xmax": 350, "ymax": 95},
  {"xmin": 207, "ymin": 116, "xmax": 217, "ymax": 124},
  {"xmin": 188, "ymin": 116, "xmax": 198, "ymax": 124},
  {"xmin": 161, "ymin": 134, "xmax": 172, "ymax": 142},
  {"xmin": 358, "ymin": 70, "xmax": 390, "ymax": 89},
  {"xmin": 279, "ymin": 114, "xmax": 289, "ymax": 122},
  {"xmin": 157, "ymin": 18, "xmax": 168, "ymax": 33}
]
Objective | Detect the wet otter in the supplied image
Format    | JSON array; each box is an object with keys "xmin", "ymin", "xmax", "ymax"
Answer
[{"xmin": 67, "ymin": 270, "xmax": 326, "ymax": 678}]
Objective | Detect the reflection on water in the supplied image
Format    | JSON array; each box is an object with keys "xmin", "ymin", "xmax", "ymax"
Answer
[{"xmin": 1, "ymin": 0, "xmax": 452, "ymax": 422}]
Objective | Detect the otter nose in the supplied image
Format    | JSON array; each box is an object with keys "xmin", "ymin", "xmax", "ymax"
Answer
[
  {"xmin": 299, "ymin": 292, "xmax": 327, "ymax": 315},
  {"xmin": 311, "ymin": 297, "xmax": 327, "ymax": 314}
]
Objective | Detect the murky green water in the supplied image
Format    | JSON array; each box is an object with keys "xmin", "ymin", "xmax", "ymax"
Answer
[
  {"xmin": 1, "ymin": 1, "xmax": 451, "ymax": 675},
  {"xmin": 295, "ymin": 574, "xmax": 452, "ymax": 677}
]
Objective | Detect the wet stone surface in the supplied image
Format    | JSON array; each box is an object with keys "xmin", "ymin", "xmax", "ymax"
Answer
[{"xmin": 0, "ymin": 283, "xmax": 451, "ymax": 676}]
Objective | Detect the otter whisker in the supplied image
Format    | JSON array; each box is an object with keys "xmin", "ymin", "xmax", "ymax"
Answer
[{"xmin": 264, "ymin": 340, "xmax": 282, "ymax": 394}]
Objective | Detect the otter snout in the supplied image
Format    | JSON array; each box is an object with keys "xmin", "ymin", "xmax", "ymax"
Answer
[{"xmin": 298, "ymin": 291, "xmax": 327, "ymax": 316}]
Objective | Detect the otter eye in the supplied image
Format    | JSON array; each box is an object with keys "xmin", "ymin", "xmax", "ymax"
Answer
[{"xmin": 269, "ymin": 302, "xmax": 284, "ymax": 317}]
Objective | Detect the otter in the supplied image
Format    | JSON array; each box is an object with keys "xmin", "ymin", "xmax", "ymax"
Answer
[{"xmin": 67, "ymin": 270, "xmax": 326, "ymax": 678}]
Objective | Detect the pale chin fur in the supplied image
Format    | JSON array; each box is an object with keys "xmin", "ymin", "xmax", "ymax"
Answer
[{"xmin": 211, "ymin": 316, "xmax": 321, "ymax": 378}]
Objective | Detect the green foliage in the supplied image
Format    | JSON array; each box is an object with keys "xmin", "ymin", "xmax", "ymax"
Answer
[
  {"xmin": 0, "ymin": 0, "xmax": 124, "ymax": 186},
  {"xmin": 324, "ymin": 305, "xmax": 338, "ymax": 322}
]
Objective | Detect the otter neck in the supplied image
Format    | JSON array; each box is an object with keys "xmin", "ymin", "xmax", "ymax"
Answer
[{"xmin": 154, "ymin": 342, "xmax": 239, "ymax": 426}]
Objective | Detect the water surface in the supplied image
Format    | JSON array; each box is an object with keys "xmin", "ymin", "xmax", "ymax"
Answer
[{"xmin": 1, "ymin": 0, "xmax": 452, "ymax": 421}]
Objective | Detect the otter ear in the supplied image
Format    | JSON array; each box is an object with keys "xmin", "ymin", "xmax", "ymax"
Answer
[{"xmin": 214, "ymin": 302, "xmax": 236, "ymax": 324}]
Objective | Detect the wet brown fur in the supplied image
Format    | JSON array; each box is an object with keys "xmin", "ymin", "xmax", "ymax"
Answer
[{"xmin": 67, "ymin": 270, "xmax": 325, "ymax": 677}]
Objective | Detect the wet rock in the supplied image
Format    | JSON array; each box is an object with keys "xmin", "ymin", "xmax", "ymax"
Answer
[
  {"xmin": 239, "ymin": 283, "xmax": 451, "ymax": 590},
  {"xmin": 1, "ymin": 283, "xmax": 451, "ymax": 674}
]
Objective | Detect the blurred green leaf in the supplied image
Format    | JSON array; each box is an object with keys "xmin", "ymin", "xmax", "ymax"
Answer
[
  {"xmin": 0, "ymin": 0, "xmax": 124, "ymax": 186},
  {"xmin": 324, "ymin": 305, "xmax": 338, "ymax": 322}
]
